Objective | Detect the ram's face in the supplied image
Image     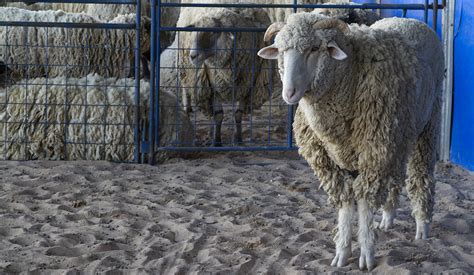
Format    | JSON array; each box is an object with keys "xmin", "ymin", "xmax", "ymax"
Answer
[
  {"xmin": 258, "ymin": 19, "xmax": 350, "ymax": 105},
  {"xmin": 189, "ymin": 31, "xmax": 219, "ymax": 67},
  {"xmin": 188, "ymin": 18, "xmax": 235, "ymax": 68}
]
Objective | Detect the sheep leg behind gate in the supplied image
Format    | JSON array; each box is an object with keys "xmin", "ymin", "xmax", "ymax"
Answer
[
  {"xmin": 234, "ymin": 101, "xmax": 244, "ymax": 145},
  {"xmin": 331, "ymin": 199, "xmax": 354, "ymax": 267},
  {"xmin": 0, "ymin": 61, "xmax": 13, "ymax": 88},
  {"xmin": 406, "ymin": 101, "xmax": 440, "ymax": 240},
  {"xmin": 210, "ymin": 99, "xmax": 223, "ymax": 146}
]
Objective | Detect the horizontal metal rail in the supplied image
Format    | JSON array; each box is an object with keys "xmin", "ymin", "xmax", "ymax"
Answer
[
  {"xmin": 0, "ymin": 21, "xmax": 136, "ymax": 29},
  {"xmin": 156, "ymin": 146, "xmax": 297, "ymax": 152},
  {"xmin": 158, "ymin": 3, "xmax": 443, "ymax": 10},
  {"xmin": 10, "ymin": 0, "xmax": 136, "ymax": 4},
  {"xmin": 161, "ymin": 26, "xmax": 266, "ymax": 32}
]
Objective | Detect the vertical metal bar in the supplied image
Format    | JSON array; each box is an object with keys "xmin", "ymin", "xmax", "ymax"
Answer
[
  {"xmin": 232, "ymin": 31, "xmax": 237, "ymax": 145},
  {"xmin": 64, "ymin": 27, "xmax": 70, "ymax": 160},
  {"xmin": 440, "ymin": 0, "xmax": 455, "ymax": 161},
  {"xmin": 154, "ymin": 0, "xmax": 162, "ymax": 162},
  {"xmin": 173, "ymin": 69, "xmax": 180, "ymax": 147},
  {"xmin": 249, "ymin": 33, "xmax": 256, "ymax": 143},
  {"xmin": 44, "ymin": 26, "xmax": 50, "ymax": 159},
  {"xmin": 403, "ymin": 9, "xmax": 408, "ymax": 18},
  {"xmin": 134, "ymin": 0, "xmax": 142, "ymax": 162},
  {"xmin": 212, "ymin": 32, "xmax": 218, "ymax": 146},
  {"xmin": 3, "ymin": 26, "xmax": 9, "ymax": 160},
  {"xmin": 24, "ymin": 26, "xmax": 30, "ymax": 160},
  {"xmin": 424, "ymin": 0, "xmax": 429, "ymax": 23},
  {"xmin": 171, "ymin": 34, "xmax": 180, "ymax": 146},
  {"xmin": 103, "ymin": 29, "xmax": 110, "ymax": 160},
  {"xmin": 268, "ymin": 60, "xmax": 273, "ymax": 145},
  {"xmin": 377, "ymin": 0, "xmax": 382, "ymax": 17},
  {"xmin": 433, "ymin": 0, "xmax": 438, "ymax": 31},
  {"xmin": 141, "ymin": 116, "xmax": 146, "ymax": 163},
  {"xmin": 286, "ymin": 0, "xmax": 298, "ymax": 149},
  {"xmin": 149, "ymin": 0, "xmax": 157, "ymax": 164},
  {"xmin": 84, "ymin": 30, "xmax": 90, "ymax": 160}
]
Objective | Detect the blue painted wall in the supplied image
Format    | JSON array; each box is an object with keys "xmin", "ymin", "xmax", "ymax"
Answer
[{"xmin": 451, "ymin": 0, "xmax": 474, "ymax": 171}]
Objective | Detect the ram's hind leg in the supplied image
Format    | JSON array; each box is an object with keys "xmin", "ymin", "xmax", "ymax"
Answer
[
  {"xmin": 331, "ymin": 200, "xmax": 354, "ymax": 267},
  {"xmin": 379, "ymin": 183, "xmax": 401, "ymax": 231},
  {"xmin": 406, "ymin": 113, "xmax": 438, "ymax": 240}
]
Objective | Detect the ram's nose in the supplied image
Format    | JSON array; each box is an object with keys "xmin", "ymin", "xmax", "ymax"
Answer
[
  {"xmin": 189, "ymin": 50, "xmax": 198, "ymax": 60},
  {"xmin": 189, "ymin": 50, "xmax": 203, "ymax": 66},
  {"xmin": 189, "ymin": 50, "xmax": 206, "ymax": 67},
  {"xmin": 282, "ymin": 88, "xmax": 303, "ymax": 105}
]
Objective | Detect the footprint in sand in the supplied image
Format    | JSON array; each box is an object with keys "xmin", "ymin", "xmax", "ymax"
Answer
[{"xmin": 46, "ymin": 246, "xmax": 83, "ymax": 257}]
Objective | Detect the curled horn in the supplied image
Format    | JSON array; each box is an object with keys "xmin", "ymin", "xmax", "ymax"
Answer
[
  {"xmin": 312, "ymin": 18, "xmax": 349, "ymax": 34},
  {"xmin": 264, "ymin": 22, "xmax": 285, "ymax": 42}
]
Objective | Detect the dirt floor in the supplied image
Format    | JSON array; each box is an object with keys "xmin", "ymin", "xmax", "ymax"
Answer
[{"xmin": 0, "ymin": 152, "xmax": 473, "ymax": 274}]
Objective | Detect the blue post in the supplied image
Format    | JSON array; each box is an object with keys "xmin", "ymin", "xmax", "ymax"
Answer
[
  {"xmin": 424, "ymin": 0, "xmax": 429, "ymax": 23},
  {"xmin": 154, "ymin": 0, "xmax": 162, "ymax": 160},
  {"xmin": 149, "ymin": 0, "xmax": 157, "ymax": 164},
  {"xmin": 134, "ymin": 0, "xmax": 141, "ymax": 162}
]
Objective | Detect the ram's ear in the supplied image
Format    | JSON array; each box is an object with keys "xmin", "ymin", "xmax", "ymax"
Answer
[
  {"xmin": 328, "ymin": 41, "xmax": 348, "ymax": 60},
  {"xmin": 257, "ymin": 45, "xmax": 278, "ymax": 60}
]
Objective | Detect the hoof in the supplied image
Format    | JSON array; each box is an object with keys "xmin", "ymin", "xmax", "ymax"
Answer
[
  {"xmin": 359, "ymin": 247, "xmax": 375, "ymax": 271},
  {"xmin": 331, "ymin": 246, "xmax": 351, "ymax": 267}
]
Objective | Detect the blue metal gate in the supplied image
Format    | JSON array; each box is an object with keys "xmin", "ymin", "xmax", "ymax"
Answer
[{"xmin": 149, "ymin": 0, "xmax": 445, "ymax": 164}]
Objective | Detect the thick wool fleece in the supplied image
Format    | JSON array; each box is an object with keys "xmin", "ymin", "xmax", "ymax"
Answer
[
  {"xmin": 175, "ymin": 7, "xmax": 273, "ymax": 117},
  {"xmin": 2, "ymin": 2, "xmax": 150, "ymax": 20},
  {"xmin": 284, "ymin": 14, "xmax": 443, "ymax": 217},
  {"xmin": 0, "ymin": 8, "xmax": 150, "ymax": 80},
  {"xmin": 0, "ymin": 74, "xmax": 193, "ymax": 162},
  {"xmin": 312, "ymin": 1, "xmax": 381, "ymax": 26},
  {"xmin": 2, "ymin": 1, "xmax": 180, "ymax": 49}
]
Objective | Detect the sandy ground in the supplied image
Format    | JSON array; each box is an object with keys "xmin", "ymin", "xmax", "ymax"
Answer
[{"xmin": 0, "ymin": 152, "xmax": 473, "ymax": 274}]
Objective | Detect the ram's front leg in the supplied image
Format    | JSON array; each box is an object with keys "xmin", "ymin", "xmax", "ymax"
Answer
[
  {"xmin": 357, "ymin": 198, "xmax": 375, "ymax": 271},
  {"xmin": 294, "ymin": 119, "xmax": 355, "ymax": 266},
  {"xmin": 331, "ymin": 199, "xmax": 354, "ymax": 267}
]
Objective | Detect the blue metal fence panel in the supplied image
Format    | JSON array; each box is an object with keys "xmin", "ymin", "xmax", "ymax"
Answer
[
  {"xmin": 451, "ymin": 0, "xmax": 474, "ymax": 171},
  {"xmin": 0, "ymin": 0, "xmax": 144, "ymax": 162}
]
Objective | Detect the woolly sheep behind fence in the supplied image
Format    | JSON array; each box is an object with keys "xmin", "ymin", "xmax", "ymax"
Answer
[
  {"xmin": 0, "ymin": 74, "xmax": 193, "ymax": 161},
  {"xmin": 0, "ymin": 7, "xmax": 151, "ymax": 80}
]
